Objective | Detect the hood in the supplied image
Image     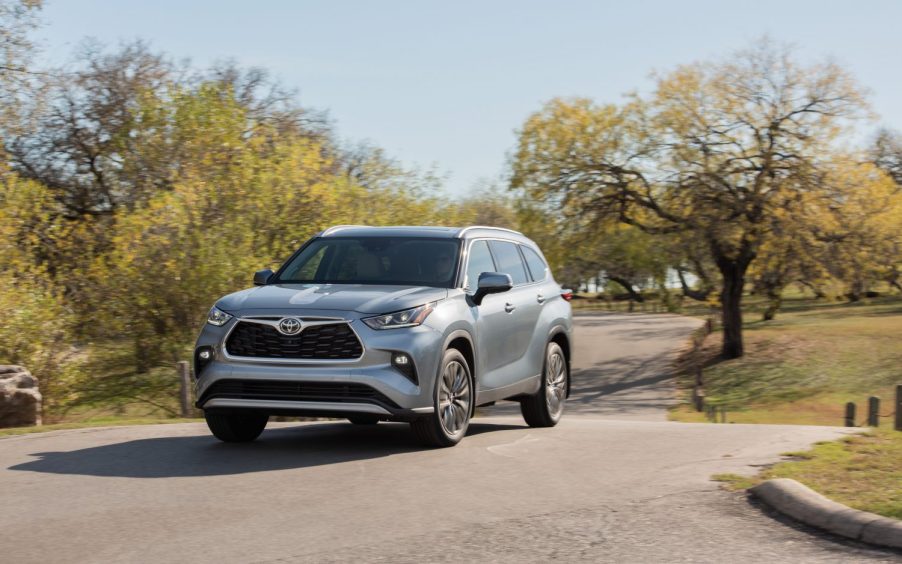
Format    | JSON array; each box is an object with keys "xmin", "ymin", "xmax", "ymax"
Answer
[{"xmin": 216, "ymin": 284, "xmax": 449, "ymax": 314}]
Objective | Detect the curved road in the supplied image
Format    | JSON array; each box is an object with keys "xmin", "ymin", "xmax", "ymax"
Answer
[{"xmin": 1, "ymin": 313, "xmax": 897, "ymax": 563}]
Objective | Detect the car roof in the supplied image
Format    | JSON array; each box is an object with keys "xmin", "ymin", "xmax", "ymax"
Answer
[{"xmin": 319, "ymin": 225, "xmax": 534, "ymax": 245}]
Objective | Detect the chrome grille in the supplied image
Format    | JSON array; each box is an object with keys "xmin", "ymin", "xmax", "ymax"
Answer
[{"xmin": 225, "ymin": 321, "xmax": 363, "ymax": 360}]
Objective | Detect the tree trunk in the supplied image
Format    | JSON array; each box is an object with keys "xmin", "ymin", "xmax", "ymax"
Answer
[
  {"xmin": 676, "ymin": 268, "xmax": 711, "ymax": 301},
  {"xmin": 846, "ymin": 279, "xmax": 864, "ymax": 302},
  {"xmin": 608, "ymin": 276, "xmax": 644, "ymax": 302},
  {"xmin": 762, "ymin": 288, "xmax": 782, "ymax": 321},
  {"xmin": 716, "ymin": 257, "xmax": 750, "ymax": 359},
  {"xmin": 887, "ymin": 267, "xmax": 902, "ymax": 292}
]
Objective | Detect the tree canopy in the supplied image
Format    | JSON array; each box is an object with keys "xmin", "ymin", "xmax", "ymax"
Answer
[{"xmin": 511, "ymin": 41, "xmax": 897, "ymax": 357}]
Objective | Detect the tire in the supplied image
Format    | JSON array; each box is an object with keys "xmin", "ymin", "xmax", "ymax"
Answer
[
  {"xmin": 348, "ymin": 415, "xmax": 380, "ymax": 425},
  {"xmin": 410, "ymin": 348, "xmax": 472, "ymax": 447},
  {"xmin": 204, "ymin": 411, "xmax": 268, "ymax": 442},
  {"xmin": 520, "ymin": 341, "xmax": 567, "ymax": 427}
]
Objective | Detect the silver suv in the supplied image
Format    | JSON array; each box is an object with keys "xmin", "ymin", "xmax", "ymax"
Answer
[{"xmin": 194, "ymin": 225, "xmax": 573, "ymax": 447}]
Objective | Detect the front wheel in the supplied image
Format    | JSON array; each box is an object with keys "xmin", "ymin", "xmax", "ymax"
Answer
[
  {"xmin": 521, "ymin": 341, "xmax": 567, "ymax": 427},
  {"xmin": 410, "ymin": 348, "xmax": 472, "ymax": 447},
  {"xmin": 204, "ymin": 412, "xmax": 268, "ymax": 442}
]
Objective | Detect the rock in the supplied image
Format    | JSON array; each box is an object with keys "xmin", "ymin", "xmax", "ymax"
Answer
[{"xmin": 0, "ymin": 365, "xmax": 42, "ymax": 427}]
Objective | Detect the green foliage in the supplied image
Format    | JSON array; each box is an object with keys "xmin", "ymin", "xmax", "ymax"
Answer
[
  {"xmin": 510, "ymin": 39, "xmax": 901, "ymax": 357},
  {"xmin": 0, "ymin": 175, "xmax": 86, "ymax": 414},
  {"xmin": 0, "ymin": 271, "xmax": 83, "ymax": 412}
]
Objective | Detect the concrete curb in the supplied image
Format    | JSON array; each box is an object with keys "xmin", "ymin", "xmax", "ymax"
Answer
[{"xmin": 750, "ymin": 478, "xmax": 902, "ymax": 549}]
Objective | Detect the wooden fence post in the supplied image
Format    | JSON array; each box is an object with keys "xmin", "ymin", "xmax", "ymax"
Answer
[
  {"xmin": 895, "ymin": 385, "xmax": 902, "ymax": 432},
  {"xmin": 867, "ymin": 396, "xmax": 880, "ymax": 427},
  {"xmin": 844, "ymin": 402, "xmax": 856, "ymax": 427},
  {"xmin": 177, "ymin": 361, "xmax": 192, "ymax": 418}
]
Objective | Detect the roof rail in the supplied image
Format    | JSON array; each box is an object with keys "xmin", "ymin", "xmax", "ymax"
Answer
[
  {"xmin": 457, "ymin": 225, "xmax": 524, "ymax": 238},
  {"xmin": 321, "ymin": 225, "xmax": 366, "ymax": 236}
]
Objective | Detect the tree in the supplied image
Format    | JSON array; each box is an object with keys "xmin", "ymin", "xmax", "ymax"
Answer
[
  {"xmin": 0, "ymin": 175, "xmax": 84, "ymax": 415},
  {"xmin": 7, "ymin": 41, "xmax": 328, "ymax": 218},
  {"xmin": 818, "ymin": 158, "xmax": 902, "ymax": 300},
  {"xmin": 511, "ymin": 41, "xmax": 867, "ymax": 358},
  {"xmin": 0, "ymin": 0, "xmax": 41, "ymax": 139},
  {"xmin": 874, "ymin": 128, "xmax": 902, "ymax": 186},
  {"xmin": 456, "ymin": 181, "xmax": 519, "ymax": 229},
  {"xmin": 7, "ymin": 41, "xmax": 174, "ymax": 215}
]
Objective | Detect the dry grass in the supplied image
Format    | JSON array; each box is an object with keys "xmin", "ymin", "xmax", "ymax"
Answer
[{"xmin": 671, "ymin": 297, "xmax": 902, "ymax": 427}]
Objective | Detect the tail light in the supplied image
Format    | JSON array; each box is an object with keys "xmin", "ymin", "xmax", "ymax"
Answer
[{"xmin": 561, "ymin": 289, "xmax": 573, "ymax": 302}]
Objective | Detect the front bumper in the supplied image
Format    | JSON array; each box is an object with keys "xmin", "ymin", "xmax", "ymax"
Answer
[
  {"xmin": 199, "ymin": 397, "xmax": 433, "ymax": 422},
  {"xmin": 193, "ymin": 311, "xmax": 444, "ymax": 420}
]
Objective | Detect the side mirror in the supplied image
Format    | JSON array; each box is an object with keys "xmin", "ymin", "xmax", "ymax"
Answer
[
  {"xmin": 253, "ymin": 269, "xmax": 274, "ymax": 286},
  {"xmin": 473, "ymin": 272, "xmax": 513, "ymax": 305}
]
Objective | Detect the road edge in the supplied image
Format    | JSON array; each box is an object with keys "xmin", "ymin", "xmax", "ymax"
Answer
[{"xmin": 751, "ymin": 478, "xmax": 902, "ymax": 549}]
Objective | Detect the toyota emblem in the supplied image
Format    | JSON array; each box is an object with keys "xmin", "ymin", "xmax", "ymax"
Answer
[{"xmin": 278, "ymin": 317, "xmax": 303, "ymax": 335}]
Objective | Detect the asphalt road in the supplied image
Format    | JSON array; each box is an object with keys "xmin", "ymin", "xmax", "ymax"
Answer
[{"xmin": 1, "ymin": 313, "xmax": 899, "ymax": 563}]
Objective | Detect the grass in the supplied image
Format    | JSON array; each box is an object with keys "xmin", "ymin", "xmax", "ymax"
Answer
[
  {"xmin": 570, "ymin": 293, "xmax": 716, "ymax": 316},
  {"xmin": 714, "ymin": 429, "xmax": 902, "ymax": 520},
  {"xmin": 0, "ymin": 416, "xmax": 202, "ymax": 437},
  {"xmin": 671, "ymin": 296, "xmax": 902, "ymax": 426}
]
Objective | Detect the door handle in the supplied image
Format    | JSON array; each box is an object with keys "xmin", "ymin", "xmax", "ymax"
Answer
[
  {"xmin": 504, "ymin": 302, "xmax": 516, "ymax": 313},
  {"xmin": 536, "ymin": 293, "xmax": 545, "ymax": 304}
]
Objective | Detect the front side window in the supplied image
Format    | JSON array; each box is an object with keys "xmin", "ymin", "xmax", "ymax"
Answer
[
  {"xmin": 465, "ymin": 240, "xmax": 497, "ymax": 291},
  {"xmin": 276, "ymin": 237, "xmax": 461, "ymax": 287},
  {"xmin": 488, "ymin": 240, "xmax": 529, "ymax": 285}
]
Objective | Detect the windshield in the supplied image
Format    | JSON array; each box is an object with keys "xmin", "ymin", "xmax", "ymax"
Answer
[{"xmin": 275, "ymin": 237, "xmax": 461, "ymax": 287}]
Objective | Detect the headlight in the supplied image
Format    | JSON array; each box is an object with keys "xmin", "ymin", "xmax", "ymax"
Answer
[
  {"xmin": 207, "ymin": 306, "xmax": 233, "ymax": 327},
  {"xmin": 362, "ymin": 303, "xmax": 434, "ymax": 330}
]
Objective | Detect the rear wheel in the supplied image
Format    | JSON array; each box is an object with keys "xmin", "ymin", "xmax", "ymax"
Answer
[
  {"xmin": 521, "ymin": 341, "xmax": 567, "ymax": 427},
  {"xmin": 204, "ymin": 412, "xmax": 268, "ymax": 442},
  {"xmin": 411, "ymin": 348, "xmax": 472, "ymax": 447},
  {"xmin": 348, "ymin": 415, "xmax": 380, "ymax": 425}
]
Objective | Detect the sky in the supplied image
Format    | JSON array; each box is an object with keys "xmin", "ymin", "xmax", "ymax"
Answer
[{"xmin": 33, "ymin": 0, "xmax": 902, "ymax": 198}]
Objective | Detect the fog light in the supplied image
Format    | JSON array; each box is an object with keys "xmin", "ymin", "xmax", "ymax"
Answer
[
  {"xmin": 194, "ymin": 346, "xmax": 214, "ymax": 378},
  {"xmin": 391, "ymin": 352, "xmax": 417, "ymax": 384}
]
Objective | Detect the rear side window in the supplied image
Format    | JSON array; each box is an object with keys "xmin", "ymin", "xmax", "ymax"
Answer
[
  {"xmin": 521, "ymin": 245, "xmax": 548, "ymax": 282},
  {"xmin": 465, "ymin": 240, "xmax": 496, "ymax": 291},
  {"xmin": 488, "ymin": 240, "xmax": 529, "ymax": 285}
]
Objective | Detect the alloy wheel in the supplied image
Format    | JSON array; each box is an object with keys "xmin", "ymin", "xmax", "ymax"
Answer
[
  {"xmin": 545, "ymin": 349, "xmax": 566, "ymax": 417},
  {"xmin": 438, "ymin": 359, "xmax": 471, "ymax": 436}
]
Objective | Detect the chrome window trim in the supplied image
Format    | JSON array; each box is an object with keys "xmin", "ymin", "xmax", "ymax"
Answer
[
  {"xmin": 321, "ymin": 225, "xmax": 366, "ymax": 236},
  {"xmin": 459, "ymin": 237, "xmax": 545, "ymax": 292},
  {"xmin": 457, "ymin": 225, "xmax": 524, "ymax": 238},
  {"xmin": 221, "ymin": 316, "xmax": 366, "ymax": 364}
]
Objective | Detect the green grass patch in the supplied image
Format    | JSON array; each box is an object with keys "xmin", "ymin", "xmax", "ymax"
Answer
[
  {"xmin": 671, "ymin": 296, "xmax": 902, "ymax": 426},
  {"xmin": 712, "ymin": 472, "xmax": 759, "ymax": 490},
  {"xmin": 714, "ymin": 430, "xmax": 902, "ymax": 520}
]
